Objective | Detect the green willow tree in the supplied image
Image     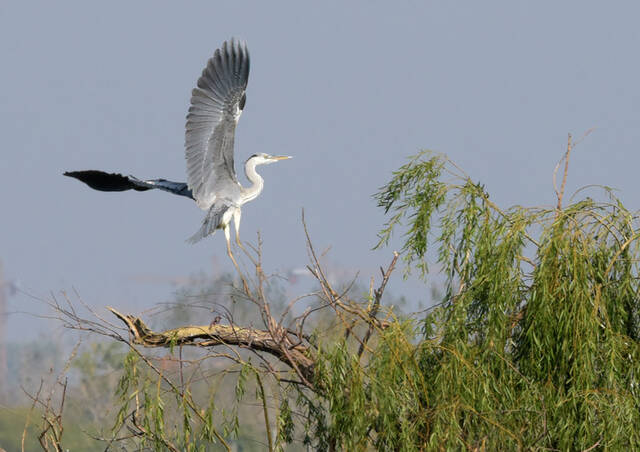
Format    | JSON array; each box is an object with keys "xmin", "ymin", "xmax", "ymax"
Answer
[
  {"xmin": 40, "ymin": 138, "xmax": 640, "ymax": 451},
  {"xmin": 361, "ymin": 144, "xmax": 640, "ymax": 450}
]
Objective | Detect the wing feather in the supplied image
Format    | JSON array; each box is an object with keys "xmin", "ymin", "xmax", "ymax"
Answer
[
  {"xmin": 185, "ymin": 38, "xmax": 249, "ymax": 209},
  {"xmin": 63, "ymin": 170, "xmax": 194, "ymax": 199}
]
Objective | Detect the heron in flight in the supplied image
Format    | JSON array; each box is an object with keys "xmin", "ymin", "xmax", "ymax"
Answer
[{"xmin": 65, "ymin": 39, "xmax": 291, "ymax": 266}]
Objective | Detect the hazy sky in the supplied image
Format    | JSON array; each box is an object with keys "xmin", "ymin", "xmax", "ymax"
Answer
[{"xmin": 2, "ymin": 1, "xmax": 640, "ymax": 338}]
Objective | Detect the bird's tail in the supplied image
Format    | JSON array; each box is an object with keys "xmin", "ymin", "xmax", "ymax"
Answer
[{"xmin": 187, "ymin": 202, "xmax": 230, "ymax": 244}]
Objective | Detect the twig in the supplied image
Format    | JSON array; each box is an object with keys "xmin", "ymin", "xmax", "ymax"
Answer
[
  {"xmin": 554, "ymin": 133, "xmax": 573, "ymax": 211},
  {"xmin": 581, "ymin": 439, "xmax": 601, "ymax": 452},
  {"xmin": 302, "ymin": 211, "xmax": 389, "ymax": 330},
  {"xmin": 554, "ymin": 129, "xmax": 594, "ymax": 212},
  {"xmin": 255, "ymin": 371, "xmax": 274, "ymax": 452},
  {"xmin": 22, "ymin": 380, "xmax": 44, "ymax": 452},
  {"xmin": 358, "ymin": 252, "xmax": 399, "ymax": 357}
]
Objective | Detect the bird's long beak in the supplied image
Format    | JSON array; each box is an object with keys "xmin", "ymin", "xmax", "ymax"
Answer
[{"xmin": 273, "ymin": 155, "xmax": 292, "ymax": 161}]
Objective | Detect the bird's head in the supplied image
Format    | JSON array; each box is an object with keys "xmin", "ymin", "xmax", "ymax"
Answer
[{"xmin": 246, "ymin": 153, "xmax": 292, "ymax": 166}]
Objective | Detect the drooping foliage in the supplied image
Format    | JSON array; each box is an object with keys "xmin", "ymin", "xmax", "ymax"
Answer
[{"xmin": 306, "ymin": 150, "xmax": 640, "ymax": 450}]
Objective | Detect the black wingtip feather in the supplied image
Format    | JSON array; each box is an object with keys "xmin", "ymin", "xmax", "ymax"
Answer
[{"xmin": 64, "ymin": 170, "xmax": 150, "ymax": 192}]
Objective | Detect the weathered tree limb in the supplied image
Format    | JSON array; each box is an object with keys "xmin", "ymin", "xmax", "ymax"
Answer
[{"xmin": 107, "ymin": 307, "xmax": 315, "ymax": 381}]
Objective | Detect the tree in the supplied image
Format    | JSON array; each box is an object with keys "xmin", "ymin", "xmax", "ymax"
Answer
[{"xmin": 39, "ymin": 135, "xmax": 640, "ymax": 450}]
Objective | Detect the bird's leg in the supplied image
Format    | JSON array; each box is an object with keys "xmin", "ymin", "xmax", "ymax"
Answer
[
  {"xmin": 233, "ymin": 208, "xmax": 260, "ymax": 268},
  {"xmin": 233, "ymin": 209, "xmax": 245, "ymax": 251},
  {"xmin": 224, "ymin": 224, "xmax": 240, "ymax": 270},
  {"xmin": 225, "ymin": 224, "xmax": 249, "ymax": 293}
]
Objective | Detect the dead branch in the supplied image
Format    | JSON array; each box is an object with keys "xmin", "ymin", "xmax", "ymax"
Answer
[
  {"xmin": 554, "ymin": 133, "xmax": 573, "ymax": 211},
  {"xmin": 107, "ymin": 307, "xmax": 315, "ymax": 382},
  {"xmin": 554, "ymin": 128, "xmax": 594, "ymax": 212}
]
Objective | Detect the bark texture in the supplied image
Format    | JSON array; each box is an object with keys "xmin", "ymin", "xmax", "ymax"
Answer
[{"xmin": 108, "ymin": 307, "xmax": 314, "ymax": 380}]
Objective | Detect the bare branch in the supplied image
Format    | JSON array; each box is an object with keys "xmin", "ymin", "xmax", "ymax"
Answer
[
  {"xmin": 554, "ymin": 133, "xmax": 572, "ymax": 211},
  {"xmin": 554, "ymin": 129, "xmax": 593, "ymax": 212},
  {"xmin": 107, "ymin": 307, "xmax": 315, "ymax": 382}
]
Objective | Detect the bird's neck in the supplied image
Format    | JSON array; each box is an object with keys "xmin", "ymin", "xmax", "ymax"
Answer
[{"xmin": 243, "ymin": 159, "xmax": 264, "ymax": 203}]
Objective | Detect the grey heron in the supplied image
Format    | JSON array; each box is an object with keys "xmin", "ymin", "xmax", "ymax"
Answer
[{"xmin": 65, "ymin": 39, "xmax": 291, "ymax": 266}]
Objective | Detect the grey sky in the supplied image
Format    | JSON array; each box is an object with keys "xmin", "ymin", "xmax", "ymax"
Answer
[{"xmin": 2, "ymin": 1, "xmax": 640, "ymax": 338}]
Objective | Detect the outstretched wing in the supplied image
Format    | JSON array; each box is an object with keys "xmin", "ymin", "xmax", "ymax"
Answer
[
  {"xmin": 64, "ymin": 170, "xmax": 150, "ymax": 192},
  {"xmin": 185, "ymin": 39, "xmax": 250, "ymax": 209},
  {"xmin": 64, "ymin": 170, "xmax": 194, "ymax": 200}
]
